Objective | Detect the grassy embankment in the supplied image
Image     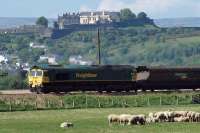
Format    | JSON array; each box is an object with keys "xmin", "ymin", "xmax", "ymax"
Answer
[
  {"xmin": 0, "ymin": 92, "xmax": 199, "ymax": 112},
  {"xmin": 0, "ymin": 106, "xmax": 200, "ymax": 133}
]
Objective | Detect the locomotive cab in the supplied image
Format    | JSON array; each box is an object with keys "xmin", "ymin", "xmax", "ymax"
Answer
[
  {"xmin": 28, "ymin": 66, "xmax": 49, "ymax": 92},
  {"xmin": 28, "ymin": 69, "xmax": 43, "ymax": 88}
]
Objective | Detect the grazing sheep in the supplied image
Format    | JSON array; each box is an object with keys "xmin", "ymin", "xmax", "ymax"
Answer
[
  {"xmin": 128, "ymin": 115, "xmax": 138, "ymax": 125},
  {"xmin": 60, "ymin": 122, "xmax": 73, "ymax": 128},
  {"xmin": 128, "ymin": 114, "xmax": 146, "ymax": 125},
  {"xmin": 108, "ymin": 114, "xmax": 120, "ymax": 124},
  {"xmin": 119, "ymin": 114, "xmax": 132, "ymax": 125},
  {"xmin": 173, "ymin": 111, "xmax": 188, "ymax": 118},
  {"xmin": 136, "ymin": 114, "xmax": 146, "ymax": 125},
  {"xmin": 186, "ymin": 111, "xmax": 196, "ymax": 122},
  {"xmin": 194, "ymin": 113, "xmax": 200, "ymax": 122},
  {"xmin": 147, "ymin": 112, "xmax": 158, "ymax": 123},
  {"xmin": 154, "ymin": 112, "xmax": 168, "ymax": 122}
]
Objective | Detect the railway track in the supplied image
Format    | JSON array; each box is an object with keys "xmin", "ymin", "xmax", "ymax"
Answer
[{"xmin": 1, "ymin": 89, "xmax": 200, "ymax": 96}]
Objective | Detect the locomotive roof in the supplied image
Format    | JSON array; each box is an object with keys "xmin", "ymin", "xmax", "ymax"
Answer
[{"xmin": 30, "ymin": 64, "xmax": 135, "ymax": 70}]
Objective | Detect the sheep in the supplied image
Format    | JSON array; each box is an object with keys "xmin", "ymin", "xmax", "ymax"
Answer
[
  {"xmin": 128, "ymin": 115, "xmax": 138, "ymax": 125},
  {"xmin": 128, "ymin": 114, "xmax": 146, "ymax": 125},
  {"xmin": 147, "ymin": 112, "xmax": 159, "ymax": 123},
  {"xmin": 174, "ymin": 117, "xmax": 190, "ymax": 122},
  {"xmin": 60, "ymin": 122, "xmax": 73, "ymax": 128},
  {"xmin": 108, "ymin": 114, "xmax": 120, "ymax": 125},
  {"xmin": 186, "ymin": 111, "xmax": 196, "ymax": 122},
  {"xmin": 173, "ymin": 111, "xmax": 188, "ymax": 118},
  {"xmin": 119, "ymin": 114, "xmax": 132, "ymax": 125},
  {"xmin": 194, "ymin": 112, "xmax": 200, "ymax": 122},
  {"xmin": 154, "ymin": 111, "xmax": 169, "ymax": 122},
  {"xmin": 137, "ymin": 114, "xmax": 146, "ymax": 125}
]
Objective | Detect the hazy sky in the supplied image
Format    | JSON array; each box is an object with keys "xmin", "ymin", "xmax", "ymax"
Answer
[{"xmin": 1, "ymin": 0, "xmax": 200, "ymax": 18}]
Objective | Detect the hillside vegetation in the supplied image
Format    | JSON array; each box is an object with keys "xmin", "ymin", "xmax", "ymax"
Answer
[
  {"xmin": 47, "ymin": 26, "xmax": 200, "ymax": 66},
  {"xmin": 2, "ymin": 25, "xmax": 200, "ymax": 89}
]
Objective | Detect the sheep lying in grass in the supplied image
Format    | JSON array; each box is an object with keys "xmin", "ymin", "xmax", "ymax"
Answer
[{"xmin": 60, "ymin": 122, "xmax": 73, "ymax": 128}]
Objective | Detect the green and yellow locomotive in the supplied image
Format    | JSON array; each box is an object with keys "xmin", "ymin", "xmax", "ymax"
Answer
[{"xmin": 28, "ymin": 65, "xmax": 137, "ymax": 93}]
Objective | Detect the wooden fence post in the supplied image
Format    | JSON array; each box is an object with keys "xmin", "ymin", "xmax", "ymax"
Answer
[
  {"xmin": 35, "ymin": 95, "xmax": 37, "ymax": 110},
  {"xmin": 135, "ymin": 98, "xmax": 138, "ymax": 107},
  {"xmin": 176, "ymin": 96, "xmax": 179, "ymax": 105},
  {"xmin": 160, "ymin": 96, "xmax": 162, "ymax": 106},
  {"xmin": 111, "ymin": 99, "xmax": 114, "ymax": 106},
  {"xmin": 147, "ymin": 97, "xmax": 150, "ymax": 106},
  {"xmin": 98, "ymin": 97, "xmax": 101, "ymax": 108},
  {"xmin": 85, "ymin": 95, "xmax": 88, "ymax": 108},
  {"xmin": 60, "ymin": 99, "xmax": 64, "ymax": 108},
  {"xmin": 72, "ymin": 99, "xmax": 75, "ymax": 108},
  {"xmin": 9, "ymin": 98, "xmax": 12, "ymax": 112}
]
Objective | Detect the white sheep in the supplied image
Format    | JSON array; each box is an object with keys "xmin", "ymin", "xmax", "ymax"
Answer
[
  {"xmin": 119, "ymin": 114, "xmax": 132, "ymax": 125},
  {"xmin": 186, "ymin": 111, "xmax": 196, "ymax": 122},
  {"xmin": 194, "ymin": 113, "xmax": 200, "ymax": 122},
  {"xmin": 173, "ymin": 111, "xmax": 188, "ymax": 118},
  {"xmin": 154, "ymin": 111, "xmax": 169, "ymax": 122},
  {"xmin": 174, "ymin": 117, "xmax": 189, "ymax": 122},
  {"xmin": 60, "ymin": 122, "xmax": 73, "ymax": 128}
]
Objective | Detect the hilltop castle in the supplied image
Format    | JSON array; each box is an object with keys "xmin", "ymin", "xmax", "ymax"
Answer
[{"xmin": 57, "ymin": 11, "xmax": 120, "ymax": 29}]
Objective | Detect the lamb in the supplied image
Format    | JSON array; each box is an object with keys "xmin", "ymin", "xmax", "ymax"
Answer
[{"xmin": 108, "ymin": 114, "xmax": 120, "ymax": 124}]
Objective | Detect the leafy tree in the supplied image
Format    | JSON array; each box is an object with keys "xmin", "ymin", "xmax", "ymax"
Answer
[
  {"xmin": 36, "ymin": 16, "xmax": 48, "ymax": 27},
  {"xmin": 137, "ymin": 12, "xmax": 147, "ymax": 19},
  {"xmin": 120, "ymin": 8, "xmax": 136, "ymax": 21}
]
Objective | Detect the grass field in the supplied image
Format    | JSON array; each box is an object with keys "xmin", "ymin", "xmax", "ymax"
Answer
[{"xmin": 0, "ymin": 105, "xmax": 200, "ymax": 133}]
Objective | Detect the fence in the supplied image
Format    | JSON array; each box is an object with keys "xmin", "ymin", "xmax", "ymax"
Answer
[{"xmin": 0, "ymin": 93, "xmax": 197, "ymax": 112}]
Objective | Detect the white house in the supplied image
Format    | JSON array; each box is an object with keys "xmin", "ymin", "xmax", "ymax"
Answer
[
  {"xmin": 39, "ymin": 55, "xmax": 58, "ymax": 65},
  {"xmin": 29, "ymin": 42, "xmax": 46, "ymax": 49},
  {"xmin": 0, "ymin": 55, "xmax": 8, "ymax": 63},
  {"xmin": 69, "ymin": 55, "xmax": 92, "ymax": 65}
]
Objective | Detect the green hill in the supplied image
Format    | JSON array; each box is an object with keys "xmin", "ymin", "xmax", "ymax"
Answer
[
  {"xmin": 46, "ymin": 26, "xmax": 200, "ymax": 66},
  {"xmin": 2, "ymin": 25, "xmax": 200, "ymax": 67}
]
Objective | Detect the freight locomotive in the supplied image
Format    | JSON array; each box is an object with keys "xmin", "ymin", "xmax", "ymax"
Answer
[
  {"xmin": 28, "ymin": 65, "xmax": 200, "ymax": 94},
  {"xmin": 28, "ymin": 65, "xmax": 137, "ymax": 93}
]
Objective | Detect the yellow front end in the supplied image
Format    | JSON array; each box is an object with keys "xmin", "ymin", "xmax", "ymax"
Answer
[{"xmin": 28, "ymin": 69, "xmax": 44, "ymax": 90}]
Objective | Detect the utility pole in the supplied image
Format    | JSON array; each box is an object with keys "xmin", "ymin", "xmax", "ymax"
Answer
[{"xmin": 97, "ymin": 28, "xmax": 101, "ymax": 65}]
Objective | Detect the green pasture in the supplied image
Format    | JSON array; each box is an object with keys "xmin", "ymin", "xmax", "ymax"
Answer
[{"xmin": 0, "ymin": 105, "xmax": 200, "ymax": 133}]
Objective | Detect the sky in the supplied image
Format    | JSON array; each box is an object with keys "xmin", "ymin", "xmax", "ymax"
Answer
[{"xmin": 1, "ymin": 0, "xmax": 200, "ymax": 18}]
